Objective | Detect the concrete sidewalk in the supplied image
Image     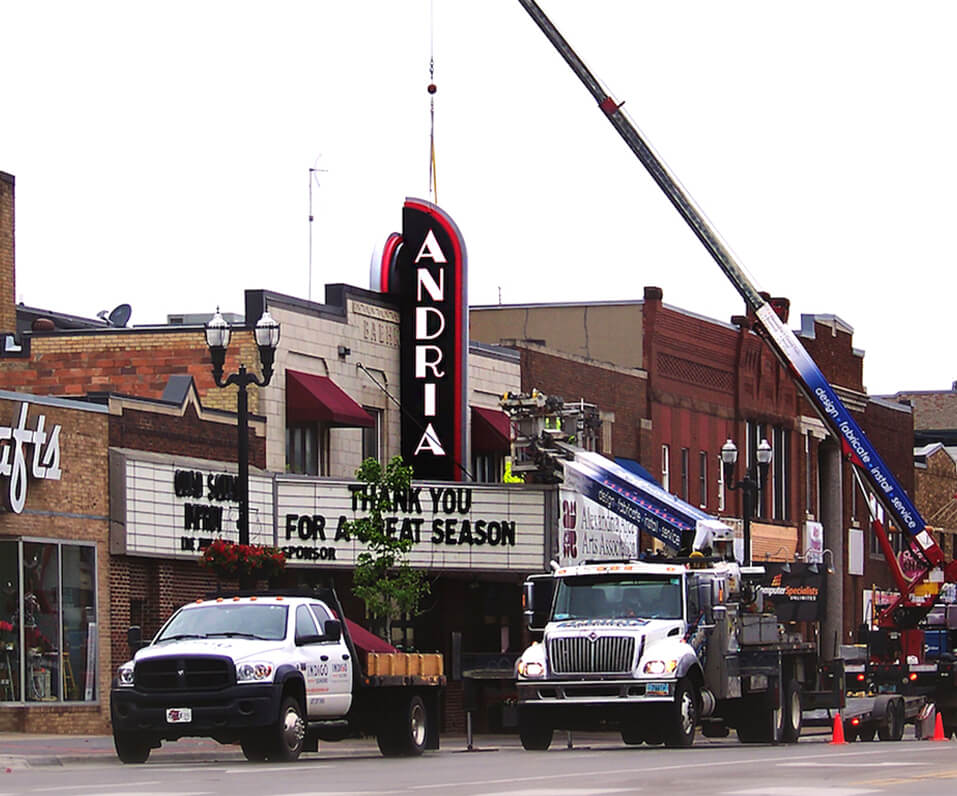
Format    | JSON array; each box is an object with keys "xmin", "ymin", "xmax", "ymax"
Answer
[{"xmin": 0, "ymin": 731, "xmax": 537, "ymax": 770}]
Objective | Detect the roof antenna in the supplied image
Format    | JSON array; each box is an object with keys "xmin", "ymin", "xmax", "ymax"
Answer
[
  {"xmin": 427, "ymin": 0, "xmax": 438, "ymax": 203},
  {"xmin": 308, "ymin": 155, "xmax": 328, "ymax": 302}
]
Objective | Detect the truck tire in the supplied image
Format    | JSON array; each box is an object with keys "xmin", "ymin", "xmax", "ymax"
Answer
[
  {"xmin": 518, "ymin": 711, "xmax": 553, "ymax": 751},
  {"xmin": 621, "ymin": 727, "xmax": 644, "ymax": 745},
  {"xmin": 858, "ymin": 724, "xmax": 876, "ymax": 742},
  {"xmin": 240, "ymin": 733, "xmax": 270, "ymax": 761},
  {"xmin": 781, "ymin": 680, "xmax": 802, "ymax": 743},
  {"xmin": 878, "ymin": 698, "xmax": 904, "ymax": 742},
  {"xmin": 735, "ymin": 695, "xmax": 774, "ymax": 743},
  {"xmin": 663, "ymin": 677, "xmax": 697, "ymax": 748},
  {"xmin": 377, "ymin": 694, "xmax": 428, "ymax": 757},
  {"xmin": 268, "ymin": 696, "xmax": 306, "ymax": 761},
  {"xmin": 113, "ymin": 731, "xmax": 151, "ymax": 764}
]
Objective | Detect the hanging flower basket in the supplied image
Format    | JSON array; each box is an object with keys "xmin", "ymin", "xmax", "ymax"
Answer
[{"xmin": 199, "ymin": 539, "xmax": 286, "ymax": 581}]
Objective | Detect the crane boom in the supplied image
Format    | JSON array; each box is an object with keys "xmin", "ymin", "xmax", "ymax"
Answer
[{"xmin": 517, "ymin": 0, "xmax": 947, "ymax": 573}]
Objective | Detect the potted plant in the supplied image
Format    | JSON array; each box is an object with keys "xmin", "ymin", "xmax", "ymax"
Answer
[{"xmin": 199, "ymin": 539, "xmax": 286, "ymax": 588}]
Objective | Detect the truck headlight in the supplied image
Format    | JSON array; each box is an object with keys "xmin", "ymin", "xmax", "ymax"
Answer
[
  {"xmin": 642, "ymin": 659, "xmax": 678, "ymax": 675},
  {"xmin": 517, "ymin": 660, "xmax": 545, "ymax": 678},
  {"xmin": 236, "ymin": 661, "xmax": 274, "ymax": 683},
  {"xmin": 117, "ymin": 664, "xmax": 135, "ymax": 687}
]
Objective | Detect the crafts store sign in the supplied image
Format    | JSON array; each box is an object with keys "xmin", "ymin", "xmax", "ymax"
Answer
[
  {"xmin": 0, "ymin": 402, "xmax": 62, "ymax": 513},
  {"xmin": 277, "ymin": 476, "xmax": 547, "ymax": 572}
]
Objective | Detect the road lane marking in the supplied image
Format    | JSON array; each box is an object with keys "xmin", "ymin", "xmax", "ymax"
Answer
[
  {"xmin": 855, "ymin": 768, "xmax": 957, "ymax": 786},
  {"xmin": 728, "ymin": 789, "xmax": 878, "ymax": 795},
  {"xmin": 472, "ymin": 790, "xmax": 633, "ymax": 796},
  {"xmin": 776, "ymin": 762, "xmax": 923, "ymax": 768},
  {"xmin": 33, "ymin": 784, "xmax": 163, "ymax": 792},
  {"xmin": 410, "ymin": 745, "xmax": 948, "ymax": 791}
]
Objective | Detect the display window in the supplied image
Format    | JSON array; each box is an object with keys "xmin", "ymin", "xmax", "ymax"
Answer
[{"xmin": 0, "ymin": 539, "xmax": 97, "ymax": 703}]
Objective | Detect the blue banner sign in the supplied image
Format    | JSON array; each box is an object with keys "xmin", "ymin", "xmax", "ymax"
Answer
[
  {"xmin": 563, "ymin": 455, "xmax": 707, "ymax": 551},
  {"xmin": 755, "ymin": 304, "xmax": 930, "ymax": 554}
]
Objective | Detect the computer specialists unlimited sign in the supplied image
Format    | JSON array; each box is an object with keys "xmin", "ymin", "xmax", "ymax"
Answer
[{"xmin": 277, "ymin": 477, "xmax": 548, "ymax": 572}]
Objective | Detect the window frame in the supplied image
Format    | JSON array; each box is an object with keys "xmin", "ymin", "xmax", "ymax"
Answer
[{"xmin": 0, "ymin": 537, "xmax": 98, "ymax": 705}]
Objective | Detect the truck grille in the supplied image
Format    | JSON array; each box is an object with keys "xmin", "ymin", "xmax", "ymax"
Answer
[
  {"xmin": 135, "ymin": 656, "xmax": 233, "ymax": 692},
  {"xmin": 549, "ymin": 636, "xmax": 636, "ymax": 674}
]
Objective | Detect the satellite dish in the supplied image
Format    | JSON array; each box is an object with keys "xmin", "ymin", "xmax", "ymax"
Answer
[{"xmin": 108, "ymin": 303, "xmax": 132, "ymax": 327}]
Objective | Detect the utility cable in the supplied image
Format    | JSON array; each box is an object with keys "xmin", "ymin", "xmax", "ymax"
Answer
[{"xmin": 356, "ymin": 361, "xmax": 473, "ymax": 480}]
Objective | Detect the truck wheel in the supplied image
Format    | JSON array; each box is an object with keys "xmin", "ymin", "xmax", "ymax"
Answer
[
  {"xmin": 781, "ymin": 680, "xmax": 802, "ymax": 743},
  {"xmin": 878, "ymin": 699, "xmax": 904, "ymax": 742},
  {"xmin": 268, "ymin": 696, "xmax": 306, "ymax": 761},
  {"xmin": 378, "ymin": 694, "xmax": 428, "ymax": 757},
  {"xmin": 113, "ymin": 732, "xmax": 151, "ymax": 764},
  {"xmin": 735, "ymin": 696, "xmax": 773, "ymax": 743},
  {"xmin": 663, "ymin": 678, "xmax": 697, "ymax": 748},
  {"xmin": 518, "ymin": 713, "xmax": 553, "ymax": 751},
  {"xmin": 621, "ymin": 727, "xmax": 644, "ymax": 745},
  {"xmin": 240, "ymin": 733, "xmax": 270, "ymax": 761}
]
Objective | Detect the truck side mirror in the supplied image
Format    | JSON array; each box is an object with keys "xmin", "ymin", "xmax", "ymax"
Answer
[
  {"xmin": 323, "ymin": 619, "xmax": 342, "ymax": 642},
  {"xmin": 524, "ymin": 574, "xmax": 554, "ymax": 632},
  {"xmin": 127, "ymin": 625, "xmax": 145, "ymax": 653},
  {"xmin": 697, "ymin": 582, "xmax": 713, "ymax": 624}
]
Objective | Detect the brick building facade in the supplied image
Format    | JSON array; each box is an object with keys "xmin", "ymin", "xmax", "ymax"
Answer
[
  {"xmin": 0, "ymin": 173, "xmax": 527, "ymax": 734},
  {"xmin": 471, "ymin": 286, "xmax": 918, "ymax": 646},
  {"xmin": 0, "ymin": 393, "xmax": 112, "ymax": 733}
]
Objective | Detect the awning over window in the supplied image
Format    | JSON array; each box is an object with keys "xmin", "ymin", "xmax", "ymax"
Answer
[
  {"xmin": 286, "ymin": 370, "xmax": 374, "ymax": 428},
  {"xmin": 344, "ymin": 619, "xmax": 397, "ymax": 654},
  {"xmin": 471, "ymin": 405, "xmax": 511, "ymax": 454}
]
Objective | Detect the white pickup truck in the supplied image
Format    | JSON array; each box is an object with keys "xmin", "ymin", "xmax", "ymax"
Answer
[{"xmin": 110, "ymin": 589, "xmax": 444, "ymax": 763}]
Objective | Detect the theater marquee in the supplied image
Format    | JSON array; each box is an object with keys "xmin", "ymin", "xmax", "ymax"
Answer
[{"xmin": 110, "ymin": 451, "xmax": 549, "ymax": 573}]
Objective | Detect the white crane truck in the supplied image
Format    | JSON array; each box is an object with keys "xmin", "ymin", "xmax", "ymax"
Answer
[
  {"xmin": 517, "ymin": 557, "xmax": 807, "ymax": 748},
  {"xmin": 513, "ymin": 0, "xmax": 957, "ymax": 745},
  {"xmin": 516, "ymin": 556, "xmax": 923, "ymax": 748}
]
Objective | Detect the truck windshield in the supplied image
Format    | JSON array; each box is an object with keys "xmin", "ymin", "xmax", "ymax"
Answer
[
  {"xmin": 156, "ymin": 604, "xmax": 289, "ymax": 642},
  {"xmin": 552, "ymin": 574, "xmax": 683, "ymax": 621}
]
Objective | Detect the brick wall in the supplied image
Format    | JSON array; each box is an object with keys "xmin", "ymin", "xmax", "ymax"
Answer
[
  {"xmin": 0, "ymin": 172, "xmax": 15, "ymax": 333},
  {"xmin": 0, "ymin": 396, "xmax": 112, "ymax": 734},
  {"xmin": 516, "ymin": 343, "xmax": 648, "ymax": 461},
  {"xmin": 0, "ymin": 328, "xmax": 266, "ymax": 410},
  {"xmin": 110, "ymin": 403, "xmax": 264, "ymax": 468}
]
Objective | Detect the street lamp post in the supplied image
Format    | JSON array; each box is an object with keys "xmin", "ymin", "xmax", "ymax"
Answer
[
  {"xmin": 205, "ymin": 309, "xmax": 281, "ymax": 546},
  {"xmin": 721, "ymin": 437, "xmax": 773, "ymax": 566}
]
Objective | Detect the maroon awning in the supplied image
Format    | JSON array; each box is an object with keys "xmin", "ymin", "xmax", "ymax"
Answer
[
  {"xmin": 344, "ymin": 619, "xmax": 397, "ymax": 654},
  {"xmin": 471, "ymin": 405, "xmax": 511, "ymax": 453},
  {"xmin": 286, "ymin": 370, "xmax": 374, "ymax": 428}
]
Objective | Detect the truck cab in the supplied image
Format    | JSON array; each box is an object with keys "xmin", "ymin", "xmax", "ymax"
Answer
[{"xmin": 516, "ymin": 559, "xmax": 729, "ymax": 749}]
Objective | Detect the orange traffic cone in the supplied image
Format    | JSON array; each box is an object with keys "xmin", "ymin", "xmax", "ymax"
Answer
[
  {"xmin": 829, "ymin": 713, "xmax": 846, "ymax": 745},
  {"xmin": 932, "ymin": 712, "xmax": 948, "ymax": 742}
]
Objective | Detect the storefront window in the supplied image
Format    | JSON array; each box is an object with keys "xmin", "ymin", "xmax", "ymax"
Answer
[
  {"xmin": 0, "ymin": 540, "xmax": 20, "ymax": 701},
  {"xmin": 24, "ymin": 542, "xmax": 60, "ymax": 701},
  {"xmin": 62, "ymin": 545, "xmax": 96, "ymax": 701},
  {"xmin": 0, "ymin": 539, "xmax": 97, "ymax": 704}
]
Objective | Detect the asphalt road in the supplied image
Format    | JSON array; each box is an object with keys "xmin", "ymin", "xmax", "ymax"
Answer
[{"xmin": 1, "ymin": 730, "xmax": 957, "ymax": 796}]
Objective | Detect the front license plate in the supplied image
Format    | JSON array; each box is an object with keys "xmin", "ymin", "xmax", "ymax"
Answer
[
  {"xmin": 646, "ymin": 682, "xmax": 670, "ymax": 696},
  {"xmin": 166, "ymin": 707, "xmax": 192, "ymax": 724}
]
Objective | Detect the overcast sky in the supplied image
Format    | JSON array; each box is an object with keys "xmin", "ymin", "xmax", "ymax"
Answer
[{"xmin": 3, "ymin": 1, "xmax": 956, "ymax": 395}]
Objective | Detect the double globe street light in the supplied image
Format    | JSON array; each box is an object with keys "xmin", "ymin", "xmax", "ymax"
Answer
[
  {"xmin": 721, "ymin": 437, "xmax": 773, "ymax": 567},
  {"xmin": 205, "ymin": 309, "xmax": 281, "ymax": 546}
]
